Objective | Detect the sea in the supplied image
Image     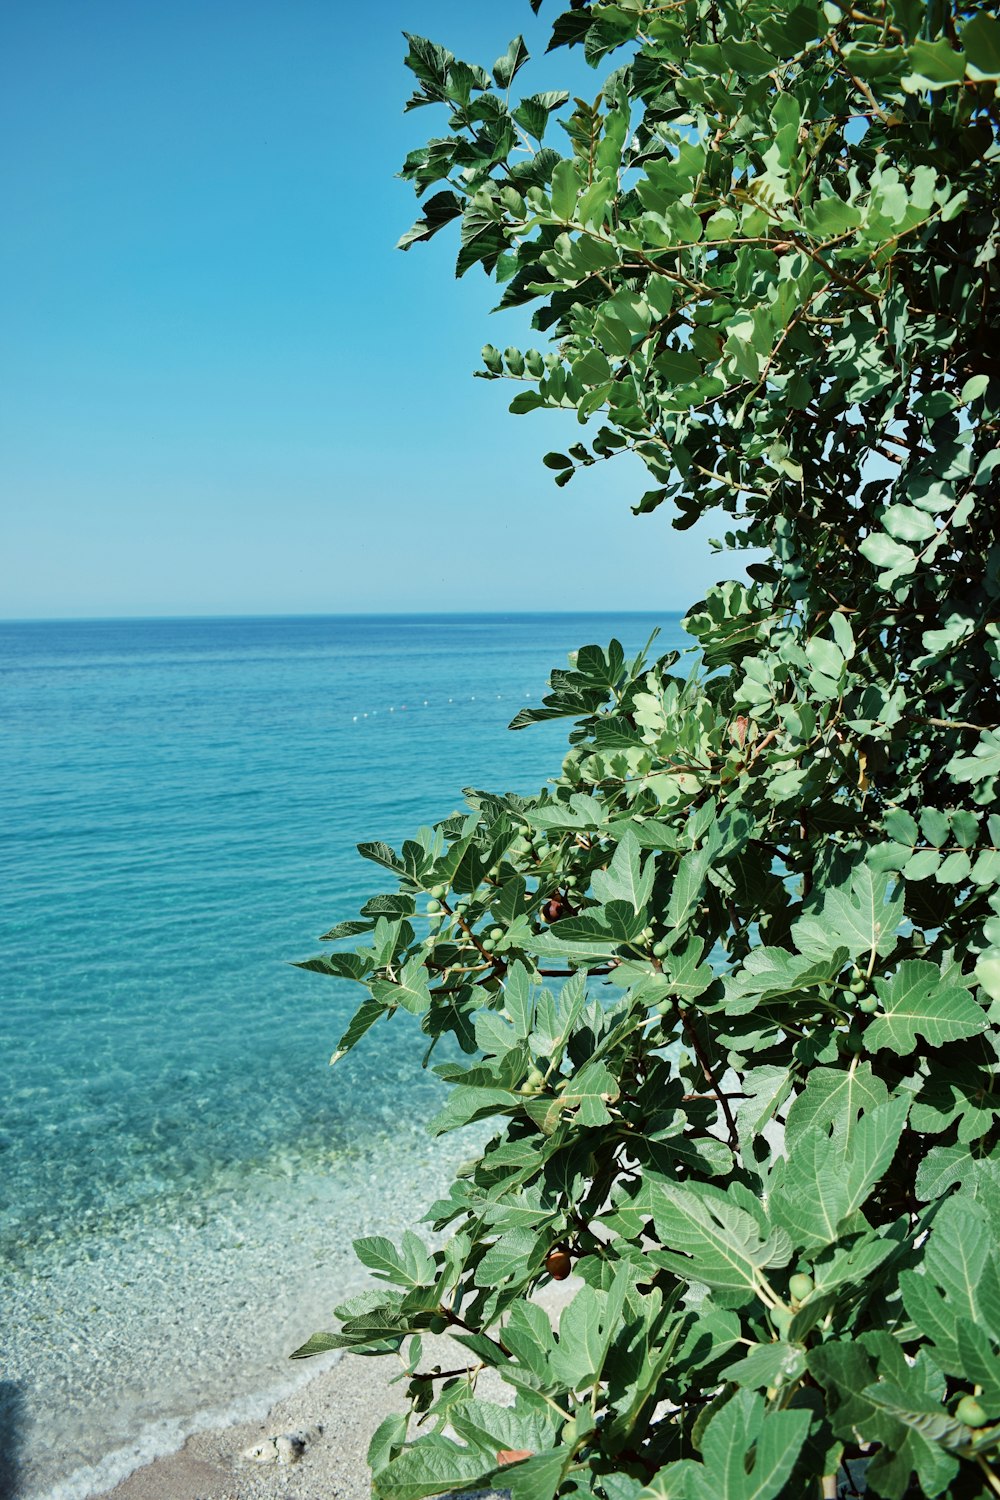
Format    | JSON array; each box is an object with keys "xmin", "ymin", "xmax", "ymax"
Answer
[{"xmin": 0, "ymin": 612, "xmax": 687, "ymax": 1499}]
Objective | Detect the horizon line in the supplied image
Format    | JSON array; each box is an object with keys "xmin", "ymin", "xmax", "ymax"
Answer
[{"xmin": 0, "ymin": 607, "xmax": 685, "ymax": 626}]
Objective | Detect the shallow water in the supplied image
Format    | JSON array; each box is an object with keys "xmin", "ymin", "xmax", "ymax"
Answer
[{"xmin": 0, "ymin": 612, "xmax": 684, "ymax": 1497}]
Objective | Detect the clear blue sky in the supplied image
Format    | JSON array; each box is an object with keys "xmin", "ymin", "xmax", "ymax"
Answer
[{"xmin": 1, "ymin": 1, "xmax": 734, "ymax": 619}]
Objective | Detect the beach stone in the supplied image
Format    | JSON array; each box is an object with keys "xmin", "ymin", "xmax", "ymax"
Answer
[
  {"xmin": 276, "ymin": 1431, "xmax": 308, "ymax": 1464},
  {"xmin": 240, "ymin": 1428, "xmax": 309, "ymax": 1465},
  {"xmin": 241, "ymin": 1437, "xmax": 279, "ymax": 1463}
]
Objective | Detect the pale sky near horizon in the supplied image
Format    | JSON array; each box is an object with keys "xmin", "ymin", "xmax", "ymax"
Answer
[{"xmin": 1, "ymin": 1, "xmax": 739, "ymax": 620}]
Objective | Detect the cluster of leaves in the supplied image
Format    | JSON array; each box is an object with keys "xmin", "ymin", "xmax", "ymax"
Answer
[{"xmin": 296, "ymin": 4, "xmax": 1000, "ymax": 1498}]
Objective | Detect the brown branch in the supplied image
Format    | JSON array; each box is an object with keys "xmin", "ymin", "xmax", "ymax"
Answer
[
  {"xmin": 829, "ymin": 34, "xmax": 890, "ymax": 121},
  {"xmin": 439, "ymin": 898, "xmax": 498, "ymax": 969},
  {"xmin": 679, "ymin": 1008, "xmax": 739, "ymax": 1148},
  {"xmin": 410, "ymin": 1364, "xmax": 484, "ymax": 1383},
  {"xmin": 902, "ymin": 714, "xmax": 996, "ymax": 733},
  {"xmin": 537, "ymin": 967, "xmax": 614, "ymax": 977},
  {"xmin": 782, "ymin": 227, "xmax": 882, "ymax": 305},
  {"xmin": 748, "ymin": 727, "xmax": 781, "ymax": 766},
  {"xmin": 441, "ymin": 1305, "xmax": 510, "ymax": 1358}
]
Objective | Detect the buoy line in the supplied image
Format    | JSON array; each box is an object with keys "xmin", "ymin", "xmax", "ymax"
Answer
[{"xmin": 350, "ymin": 689, "xmax": 533, "ymax": 722}]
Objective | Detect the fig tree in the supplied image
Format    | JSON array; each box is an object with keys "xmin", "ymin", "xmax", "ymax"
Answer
[{"xmin": 296, "ymin": 7, "xmax": 1000, "ymax": 1496}]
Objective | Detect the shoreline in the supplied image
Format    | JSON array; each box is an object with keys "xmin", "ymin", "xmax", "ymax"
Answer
[
  {"xmin": 8, "ymin": 1133, "xmax": 482, "ymax": 1500},
  {"xmin": 34, "ymin": 1350, "xmax": 343, "ymax": 1500},
  {"xmin": 91, "ymin": 1344, "xmax": 400, "ymax": 1500},
  {"xmin": 87, "ymin": 1282, "xmax": 575, "ymax": 1500}
]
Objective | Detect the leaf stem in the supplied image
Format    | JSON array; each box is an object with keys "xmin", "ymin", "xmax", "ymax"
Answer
[{"xmin": 978, "ymin": 1457, "xmax": 1000, "ymax": 1500}]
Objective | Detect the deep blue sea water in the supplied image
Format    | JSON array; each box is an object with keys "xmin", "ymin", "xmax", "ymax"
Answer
[{"xmin": 0, "ymin": 613, "xmax": 686, "ymax": 1498}]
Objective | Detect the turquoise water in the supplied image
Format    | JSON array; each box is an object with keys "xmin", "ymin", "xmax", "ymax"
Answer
[{"xmin": 0, "ymin": 613, "xmax": 684, "ymax": 1498}]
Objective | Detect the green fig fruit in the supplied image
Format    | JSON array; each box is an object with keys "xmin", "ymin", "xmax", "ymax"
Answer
[
  {"xmin": 519, "ymin": 1067, "xmax": 546, "ymax": 1096},
  {"xmin": 956, "ymin": 1395, "xmax": 987, "ymax": 1427}
]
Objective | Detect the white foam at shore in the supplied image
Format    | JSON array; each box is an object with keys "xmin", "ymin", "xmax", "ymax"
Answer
[
  {"xmin": 36, "ymin": 1350, "xmax": 342, "ymax": 1500},
  {"xmin": 7, "ymin": 1126, "xmax": 477, "ymax": 1500}
]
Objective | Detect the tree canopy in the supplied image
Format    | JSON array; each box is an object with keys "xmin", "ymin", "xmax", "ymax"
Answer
[{"xmin": 296, "ymin": 3, "xmax": 1000, "ymax": 1497}]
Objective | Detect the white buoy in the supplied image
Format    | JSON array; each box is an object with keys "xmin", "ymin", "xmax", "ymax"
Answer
[
  {"xmin": 389, "ymin": 706, "xmax": 394, "ymax": 713},
  {"xmin": 353, "ymin": 715, "xmax": 358, "ymax": 722}
]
